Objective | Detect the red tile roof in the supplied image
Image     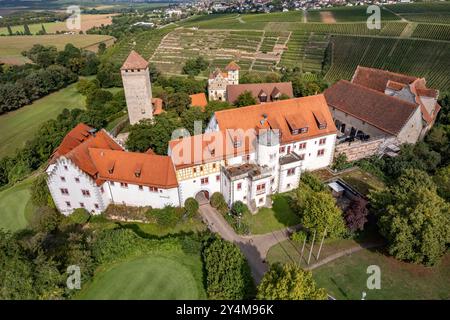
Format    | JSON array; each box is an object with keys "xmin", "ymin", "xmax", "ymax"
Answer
[
  {"xmin": 226, "ymin": 82, "xmax": 294, "ymax": 104},
  {"xmin": 169, "ymin": 131, "xmax": 255, "ymax": 169},
  {"xmin": 189, "ymin": 93, "xmax": 208, "ymax": 110},
  {"xmin": 120, "ymin": 50, "xmax": 149, "ymax": 70},
  {"xmin": 352, "ymin": 66, "xmax": 417, "ymax": 92},
  {"xmin": 89, "ymin": 148, "xmax": 178, "ymax": 188},
  {"xmin": 152, "ymin": 98, "xmax": 164, "ymax": 115},
  {"xmin": 325, "ymin": 80, "xmax": 418, "ymax": 135},
  {"xmin": 50, "ymin": 123, "xmax": 95, "ymax": 161},
  {"xmin": 50, "ymin": 126, "xmax": 123, "ymax": 178},
  {"xmin": 386, "ymin": 80, "xmax": 407, "ymax": 91},
  {"xmin": 225, "ymin": 61, "xmax": 240, "ymax": 71},
  {"xmin": 214, "ymin": 94, "xmax": 337, "ymax": 144}
]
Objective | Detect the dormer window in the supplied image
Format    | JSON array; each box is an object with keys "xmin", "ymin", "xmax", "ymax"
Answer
[
  {"xmin": 313, "ymin": 111, "xmax": 327, "ymax": 130},
  {"xmin": 258, "ymin": 90, "xmax": 268, "ymax": 103},
  {"xmin": 134, "ymin": 163, "xmax": 142, "ymax": 178}
]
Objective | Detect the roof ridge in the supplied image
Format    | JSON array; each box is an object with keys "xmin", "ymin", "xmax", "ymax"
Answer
[
  {"xmin": 355, "ymin": 65, "xmax": 418, "ymax": 81},
  {"xmin": 339, "ymin": 80, "xmax": 418, "ymax": 110}
]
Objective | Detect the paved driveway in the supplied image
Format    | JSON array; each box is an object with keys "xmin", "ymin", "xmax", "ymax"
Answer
[{"xmin": 198, "ymin": 203, "xmax": 300, "ymax": 283}]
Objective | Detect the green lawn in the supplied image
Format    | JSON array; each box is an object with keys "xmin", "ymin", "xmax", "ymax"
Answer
[
  {"xmin": 243, "ymin": 194, "xmax": 300, "ymax": 235},
  {"xmin": 267, "ymin": 238, "xmax": 361, "ymax": 268},
  {"xmin": 339, "ymin": 168, "xmax": 385, "ymax": 196},
  {"xmin": 76, "ymin": 252, "xmax": 206, "ymax": 300},
  {"xmin": 312, "ymin": 249, "xmax": 450, "ymax": 300},
  {"xmin": 0, "ymin": 82, "xmax": 86, "ymax": 158},
  {"xmin": 0, "ymin": 178, "xmax": 36, "ymax": 231},
  {"xmin": 0, "ymin": 81, "xmax": 122, "ymax": 158}
]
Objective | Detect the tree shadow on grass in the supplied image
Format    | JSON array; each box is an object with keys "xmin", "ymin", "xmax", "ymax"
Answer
[
  {"xmin": 330, "ymin": 277, "xmax": 349, "ymax": 300},
  {"xmin": 271, "ymin": 194, "xmax": 301, "ymax": 227}
]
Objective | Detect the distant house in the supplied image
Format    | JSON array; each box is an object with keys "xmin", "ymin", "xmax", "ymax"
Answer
[
  {"xmin": 208, "ymin": 61, "xmax": 240, "ymax": 101},
  {"xmin": 227, "ymin": 82, "xmax": 294, "ymax": 105}
]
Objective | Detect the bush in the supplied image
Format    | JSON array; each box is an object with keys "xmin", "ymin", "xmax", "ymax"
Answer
[
  {"xmin": 210, "ymin": 192, "xmax": 228, "ymax": 214},
  {"xmin": 290, "ymin": 230, "xmax": 307, "ymax": 243},
  {"xmin": 231, "ymin": 201, "xmax": 248, "ymax": 216},
  {"xmin": 31, "ymin": 206, "xmax": 61, "ymax": 233},
  {"xmin": 184, "ymin": 197, "xmax": 199, "ymax": 218},
  {"xmin": 202, "ymin": 237, "xmax": 255, "ymax": 299},
  {"xmin": 300, "ymin": 172, "xmax": 326, "ymax": 192},
  {"xmin": 30, "ymin": 174, "xmax": 53, "ymax": 207},
  {"xmin": 69, "ymin": 208, "xmax": 90, "ymax": 224},
  {"xmin": 147, "ymin": 206, "xmax": 183, "ymax": 228},
  {"xmin": 332, "ymin": 153, "xmax": 351, "ymax": 171}
]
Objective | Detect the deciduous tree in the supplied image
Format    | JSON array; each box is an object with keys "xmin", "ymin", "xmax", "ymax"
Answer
[{"xmin": 257, "ymin": 263, "xmax": 327, "ymax": 300}]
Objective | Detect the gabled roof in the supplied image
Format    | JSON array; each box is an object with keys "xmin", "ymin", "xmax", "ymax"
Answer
[
  {"xmin": 352, "ymin": 66, "xmax": 417, "ymax": 92},
  {"xmin": 324, "ymin": 80, "xmax": 418, "ymax": 135},
  {"xmin": 225, "ymin": 61, "xmax": 240, "ymax": 71},
  {"xmin": 89, "ymin": 149, "xmax": 178, "ymax": 188},
  {"xmin": 50, "ymin": 126, "xmax": 123, "ymax": 178},
  {"xmin": 209, "ymin": 68, "xmax": 228, "ymax": 79},
  {"xmin": 189, "ymin": 93, "xmax": 208, "ymax": 110},
  {"xmin": 169, "ymin": 131, "xmax": 255, "ymax": 170},
  {"xmin": 50, "ymin": 123, "xmax": 95, "ymax": 161},
  {"xmin": 227, "ymin": 82, "xmax": 294, "ymax": 104},
  {"xmin": 152, "ymin": 98, "xmax": 164, "ymax": 115},
  {"xmin": 121, "ymin": 50, "xmax": 149, "ymax": 70},
  {"xmin": 214, "ymin": 94, "xmax": 337, "ymax": 144}
]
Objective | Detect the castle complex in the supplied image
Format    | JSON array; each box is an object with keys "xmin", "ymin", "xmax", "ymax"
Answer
[{"xmin": 45, "ymin": 51, "xmax": 441, "ymax": 216}]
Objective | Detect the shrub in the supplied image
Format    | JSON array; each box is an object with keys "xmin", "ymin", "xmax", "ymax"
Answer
[
  {"xmin": 68, "ymin": 208, "xmax": 90, "ymax": 224},
  {"xmin": 184, "ymin": 197, "xmax": 199, "ymax": 218},
  {"xmin": 290, "ymin": 230, "xmax": 307, "ymax": 243},
  {"xmin": 332, "ymin": 153, "xmax": 351, "ymax": 171},
  {"xmin": 147, "ymin": 206, "xmax": 183, "ymax": 228},
  {"xmin": 300, "ymin": 172, "xmax": 326, "ymax": 192},
  {"xmin": 210, "ymin": 192, "xmax": 228, "ymax": 214},
  {"xmin": 344, "ymin": 198, "xmax": 368, "ymax": 233},
  {"xmin": 30, "ymin": 174, "xmax": 54, "ymax": 207},
  {"xmin": 231, "ymin": 201, "xmax": 248, "ymax": 216},
  {"xmin": 31, "ymin": 207, "xmax": 61, "ymax": 233}
]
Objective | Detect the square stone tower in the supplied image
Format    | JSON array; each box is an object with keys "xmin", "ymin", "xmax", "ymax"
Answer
[{"xmin": 121, "ymin": 50, "xmax": 153, "ymax": 125}]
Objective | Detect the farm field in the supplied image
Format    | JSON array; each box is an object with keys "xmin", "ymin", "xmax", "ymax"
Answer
[
  {"xmin": 149, "ymin": 28, "xmax": 289, "ymax": 74},
  {"xmin": 77, "ymin": 253, "xmax": 206, "ymax": 300},
  {"xmin": 102, "ymin": 26, "xmax": 175, "ymax": 66},
  {"xmin": 386, "ymin": 2, "xmax": 450, "ymax": 24},
  {"xmin": 0, "ymin": 178, "xmax": 35, "ymax": 232},
  {"xmin": 306, "ymin": 6, "xmax": 401, "ymax": 23},
  {"xmin": 312, "ymin": 249, "xmax": 450, "ymax": 300},
  {"xmin": 324, "ymin": 35, "xmax": 450, "ymax": 91},
  {"xmin": 105, "ymin": 7, "xmax": 450, "ymax": 77},
  {"xmin": 0, "ymin": 82, "xmax": 86, "ymax": 158},
  {"xmin": 0, "ymin": 34, "xmax": 115, "ymax": 65},
  {"xmin": 0, "ymin": 14, "xmax": 117, "ymax": 35}
]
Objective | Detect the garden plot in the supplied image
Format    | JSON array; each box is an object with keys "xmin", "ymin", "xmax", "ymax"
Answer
[{"xmin": 149, "ymin": 28, "xmax": 290, "ymax": 74}]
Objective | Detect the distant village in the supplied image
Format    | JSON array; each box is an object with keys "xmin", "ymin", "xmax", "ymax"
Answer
[{"xmin": 158, "ymin": 0, "xmax": 413, "ymax": 17}]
